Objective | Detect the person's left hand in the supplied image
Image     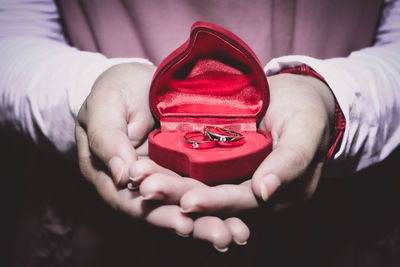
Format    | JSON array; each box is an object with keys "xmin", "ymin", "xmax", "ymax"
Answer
[{"xmin": 134, "ymin": 73, "xmax": 336, "ymax": 249}]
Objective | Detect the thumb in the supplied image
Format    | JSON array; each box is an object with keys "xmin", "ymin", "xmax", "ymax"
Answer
[
  {"xmin": 252, "ymin": 114, "xmax": 328, "ymax": 201},
  {"xmin": 78, "ymin": 92, "xmax": 137, "ymax": 186}
]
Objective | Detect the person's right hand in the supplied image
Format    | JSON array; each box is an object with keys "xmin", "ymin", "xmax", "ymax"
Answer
[
  {"xmin": 75, "ymin": 62, "xmax": 251, "ymax": 249},
  {"xmin": 75, "ymin": 63, "xmax": 194, "ymax": 236}
]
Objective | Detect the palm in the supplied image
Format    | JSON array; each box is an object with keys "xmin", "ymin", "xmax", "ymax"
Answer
[
  {"xmin": 144, "ymin": 73, "xmax": 334, "ymax": 214},
  {"xmin": 136, "ymin": 73, "xmax": 336, "ymax": 248}
]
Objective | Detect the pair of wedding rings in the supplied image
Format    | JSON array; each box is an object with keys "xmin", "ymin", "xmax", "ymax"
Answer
[{"xmin": 183, "ymin": 126, "xmax": 245, "ymax": 149}]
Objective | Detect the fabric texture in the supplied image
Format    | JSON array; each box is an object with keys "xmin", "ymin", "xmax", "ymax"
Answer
[
  {"xmin": 56, "ymin": 0, "xmax": 383, "ymax": 65},
  {"xmin": 1, "ymin": 0, "xmax": 399, "ymax": 174}
]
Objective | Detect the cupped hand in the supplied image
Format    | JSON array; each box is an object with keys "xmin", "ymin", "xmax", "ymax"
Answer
[
  {"xmin": 75, "ymin": 62, "xmax": 250, "ymax": 249},
  {"xmin": 252, "ymin": 73, "xmax": 335, "ymax": 208},
  {"xmin": 75, "ymin": 63, "xmax": 193, "ymax": 236},
  {"xmin": 136, "ymin": 73, "xmax": 336, "ymax": 244},
  {"xmin": 129, "ymin": 158, "xmax": 250, "ymax": 252},
  {"xmin": 185, "ymin": 73, "xmax": 335, "ymax": 211},
  {"xmin": 184, "ymin": 73, "xmax": 335, "ymax": 211}
]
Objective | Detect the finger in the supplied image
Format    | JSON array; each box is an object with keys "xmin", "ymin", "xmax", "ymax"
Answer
[
  {"xmin": 180, "ymin": 180, "xmax": 258, "ymax": 215},
  {"xmin": 193, "ymin": 216, "xmax": 232, "ymax": 252},
  {"xmin": 144, "ymin": 205, "xmax": 194, "ymax": 237},
  {"xmin": 139, "ymin": 173, "xmax": 205, "ymax": 202},
  {"xmin": 224, "ymin": 217, "xmax": 250, "ymax": 246},
  {"xmin": 128, "ymin": 158, "xmax": 181, "ymax": 183},
  {"xmin": 75, "ymin": 123, "xmax": 103, "ymax": 182},
  {"xmin": 268, "ymin": 160, "xmax": 325, "ymax": 211},
  {"xmin": 92, "ymin": 175, "xmax": 194, "ymax": 236},
  {"xmin": 78, "ymin": 92, "xmax": 137, "ymax": 186},
  {"xmin": 76, "ymin": 128, "xmax": 194, "ymax": 236},
  {"xmin": 252, "ymin": 113, "xmax": 326, "ymax": 201},
  {"xmin": 115, "ymin": 189, "xmax": 194, "ymax": 237}
]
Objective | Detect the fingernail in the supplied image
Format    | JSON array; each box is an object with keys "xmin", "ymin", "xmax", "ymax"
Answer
[
  {"xmin": 260, "ymin": 181, "xmax": 269, "ymax": 201},
  {"xmin": 142, "ymin": 193, "xmax": 164, "ymax": 201},
  {"xmin": 233, "ymin": 239, "xmax": 247, "ymax": 246},
  {"xmin": 179, "ymin": 206, "xmax": 199, "ymax": 214},
  {"xmin": 129, "ymin": 175, "xmax": 143, "ymax": 183},
  {"xmin": 260, "ymin": 174, "xmax": 281, "ymax": 202},
  {"xmin": 213, "ymin": 245, "xmax": 229, "ymax": 253},
  {"xmin": 108, "ymin": 157, "xmax": 125, "ymax": 185},
  {"xmin": 176, "ymin": 232, "xmax": 189, "ymax": 238}
]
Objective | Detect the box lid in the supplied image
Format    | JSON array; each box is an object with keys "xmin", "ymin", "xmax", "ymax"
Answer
[{"xmin": 149, "ymin": 21, "xmax": 269, "ymax": 123}]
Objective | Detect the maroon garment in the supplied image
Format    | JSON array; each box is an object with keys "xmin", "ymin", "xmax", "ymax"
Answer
[{"xmin": 56, "ymin": 0, "xmax": 383, "ymax": 65}]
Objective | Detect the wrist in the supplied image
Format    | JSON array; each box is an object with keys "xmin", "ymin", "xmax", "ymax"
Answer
[{"xmin": 277, "ymin": 64, "xmax": 346, "ymax": 160}]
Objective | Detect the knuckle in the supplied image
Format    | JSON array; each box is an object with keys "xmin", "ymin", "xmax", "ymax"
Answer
[
  {"xmin": 77, "ymin": 156, "xmax": 91, "ymax": 180},
  {"xmin": 140, "ymin": 173, "xmax": 161, "ymax": 190},
  {"xmin": 284, "ymin": 146, "xmax": 311, "ymax": 174},
  {"xmin": 88, "ymin": 128, "xmax": 123, "ymax": 155},
  {"xmin": 87, "ymin": 128, "xmax": 106, "ymax": 152},
  {"xmin": 76, "ymin": 101, "xmax": 89, "ymax": 126},
  {"xmin": 133, "ymin": 158, "xmax": 156, "ymax": 174},
  {"xmin": 84, "ymin": 92, "xmax": 97, "ymax": 110}
]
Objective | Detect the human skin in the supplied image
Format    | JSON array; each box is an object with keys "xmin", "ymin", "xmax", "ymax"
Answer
[
  {"xmin": 75, "ymin": 62, "xmax": 250, "ymax": 250},
  {"xmin": 75, "ymin": 63, "xmax": 335, "ymax": 251}
]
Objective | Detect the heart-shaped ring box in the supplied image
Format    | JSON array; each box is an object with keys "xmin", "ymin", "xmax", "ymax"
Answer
[{"xmin": 148, "ymin": 21, "xmax": 272, "ymax": 185}]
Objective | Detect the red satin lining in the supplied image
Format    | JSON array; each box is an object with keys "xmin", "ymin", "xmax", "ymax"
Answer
[
  {"xmin": 160, "ymin": 117, "xmax": 257, "ymax": 132},
  {"xmin": 153, "ymin": 31, "xmax": 265, "ymax": 118},
  {"xmin": 148, "ymin": 22, "xmax": 271, "ymax": 184}
]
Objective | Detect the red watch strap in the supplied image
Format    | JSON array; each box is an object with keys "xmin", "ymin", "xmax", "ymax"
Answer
[
  {"xmin": 279, "ymin": 64, "xmax": 346, "ymax": 160},
  {"xmin": 279, "ymin": 63, "xmax": 325, "ymax": 82},
  {"xmin": 328, "ymin": 102, "xmax": 346, "ymax": 160}
]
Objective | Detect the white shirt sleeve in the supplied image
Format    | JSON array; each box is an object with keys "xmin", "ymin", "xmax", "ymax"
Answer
[
  {"xmin": 264, "ymin": 0, "xmax": 400, "ymax": 175},
  {"xmin": 0, "ymin": 0, "xmax": 152, "ymax": 154}
]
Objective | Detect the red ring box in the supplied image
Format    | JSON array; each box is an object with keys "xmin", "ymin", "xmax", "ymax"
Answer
[{"xmin": 148, "ymin": 21, "xmax": 273, "ymax": 185}]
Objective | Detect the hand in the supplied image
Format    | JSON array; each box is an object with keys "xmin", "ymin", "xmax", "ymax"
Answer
[
  {"xmin": 129, "ymin": 158, "xmax": 250, "ymax": 252},
  {"xmin": 253, "ymin": 73, "xmax": 335, "ymax": 207},
  {"xmin": 182, "ymin": 73, "xmax": 335, "ymax": 211},
  {"xmin": 135, "ymin": 73, "xmax": 335, "ymax": 244},
  {"xmin": 75, "ymin": 63, "xmax": 193, "ymax": 236}
]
